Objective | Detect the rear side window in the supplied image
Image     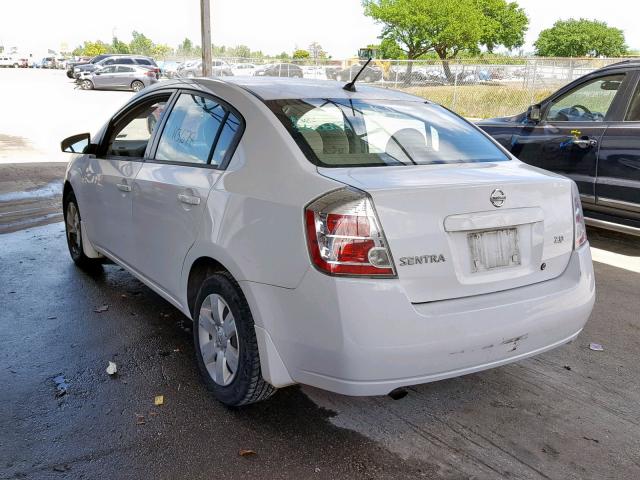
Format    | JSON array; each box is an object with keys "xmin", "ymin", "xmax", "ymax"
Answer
[
  {"xmin": 268, "ymin": 98, "xmax": 508, "ymax": 167},
  {"xmin": 118, "ymin": 58, "xmax": 134, "ymax": 65},
  {"xmin": 155, "ymin": 93, "xmax": 238, "ymax": 166},
  {"xmin": 136, "ymin": 58, "xmax": 152, "ymax": 66},
  {"xmin": 625, "ymin": 80, "xmax": 640, "ymax": 121}
]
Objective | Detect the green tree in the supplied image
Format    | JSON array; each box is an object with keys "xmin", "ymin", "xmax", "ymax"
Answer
[
  {"xmin": 376, "ymin": 38, "xmax": 405, "ymax": 59},
  {"xmin": 82, "ymin": 40, "xmax": 109, "ymax": 57},
  {"xmin": 177, "ymin": 38, "xmax": 193, "ymax": 57},
  {"xmin": 308, "ymin": 42, "xmax": 327, "ymax": 60},
  {"xmin": 477, "ymin": 0, "xmax": 528, "ymax": 53},
  {"xmin": 534, "ymin": 19, "xmax": 627, "ymax": 57},
  {"xmin": 276, "ymin": 51, "xmax": 290, "ymax": 60},
  {"xmin": 111, "ymin": 37, "xmax": 130, "ymax": 54},
  {"xmin": 229, "ymin": 45, "xmax": 251, "ymax": 58},
  {"xmin": 129, "ymin": 31, "xmax": 154, "ymax": 56},
  {"xmin": 293, "ymin": 49, "xmax": 310, "ymax": 59},
  {"xmin": 363, "ymin": 0, "xmax": 528, "ymax": 80},
  {"xmin": 152, "ymin": 44, "xmax": 172, "ymax": 59}
]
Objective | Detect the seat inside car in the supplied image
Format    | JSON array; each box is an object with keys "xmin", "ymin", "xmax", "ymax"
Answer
[{"xmin": 385, "ymin": 127, "xmax": 430, "ymax": 164}]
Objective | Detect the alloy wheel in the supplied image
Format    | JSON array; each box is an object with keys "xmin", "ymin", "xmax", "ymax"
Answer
[
  {"xmin": 65, "ymin": 202, "xmax": 81, "ymax": 256},
  {"xmin": 198, "ymin": 294, "xmax": 240, "ymax": 386},
  {"xmin": 131, "ymin": 81, "xmax": 144, "ymax": 92}
]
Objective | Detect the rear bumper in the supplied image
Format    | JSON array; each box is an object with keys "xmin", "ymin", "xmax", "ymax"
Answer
[{"xmin": 243, "ymin": 244, "xmax": 595, "ymax": 396}]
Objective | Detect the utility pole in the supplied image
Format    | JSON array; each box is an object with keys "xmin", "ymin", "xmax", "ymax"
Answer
[{"xmin": 200, "ymin": 0, "xmax": 212, "ymax": 76}]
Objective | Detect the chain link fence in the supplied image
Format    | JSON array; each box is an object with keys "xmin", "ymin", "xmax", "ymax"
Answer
[{"xmin": 157, "ymin": 56, "xmax": 627, "ymax": 119}]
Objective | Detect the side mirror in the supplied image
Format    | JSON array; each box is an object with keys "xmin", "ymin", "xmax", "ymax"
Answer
[
  {"xmin": 61, "ymin": 133, "xmax": 95, "ymax": 154},
  {"xmin": 527, "ymin": 104, "xmax": 542, "ymax": 123}
]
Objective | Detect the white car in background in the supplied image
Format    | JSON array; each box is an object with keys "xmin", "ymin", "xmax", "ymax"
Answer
[
  {"xmin": 0, "ymin": 56, "xmax": 20, "ymax": 68},
  {"xmin": 60, "ymin": 77, "xmax": 595, "ymax": 406},
  {"xmin": 231, "ymin": 63, "xmax": 256, "ymax": 76}
]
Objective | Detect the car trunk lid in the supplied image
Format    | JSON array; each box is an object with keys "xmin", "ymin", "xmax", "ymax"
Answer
[{"xmin": 319, "ymin": 162, "xmax": 574, "ymax": 303}]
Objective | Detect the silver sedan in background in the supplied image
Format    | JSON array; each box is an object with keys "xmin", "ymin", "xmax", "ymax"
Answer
[{"xmin": 78, "ymin": 65, "xmax": 158, "ymax": 92}]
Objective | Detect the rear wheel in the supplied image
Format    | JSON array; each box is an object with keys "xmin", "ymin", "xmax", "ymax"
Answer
[
  {"xmin": 193, "ymin": 272, "xmax": 276, "ymax": 406},
  {"xmin": 64, "ymin": 191, "xmax": 102, "ymax": 270},
  {"xmin": 131, "ymin": 80, "xmax": 144, "ymax": 92},
  {"xmin": 81, "ymin": 79, "xmax": 93, "ymax": 90}
]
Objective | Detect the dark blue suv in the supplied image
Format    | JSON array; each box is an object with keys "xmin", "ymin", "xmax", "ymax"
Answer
[{"xmin": 478, "ymin": 61, "xmax": 640, "ymax": 236}]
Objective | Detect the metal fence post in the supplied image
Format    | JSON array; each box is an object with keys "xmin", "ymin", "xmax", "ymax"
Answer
[
  {"xmin": 452, "ymin": 59, "xmax": 459, "ymax": 111},
  {"xmin": 394, "ymin": 60, "xmax": 399, "ymax": 89},
  {"xmin": 529, "ymin": 58, "xmax": 537, "ymax": 106}
]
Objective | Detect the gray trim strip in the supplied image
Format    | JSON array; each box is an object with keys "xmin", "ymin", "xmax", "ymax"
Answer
[
  {"xmin": 580, "ymin": 194, "xmax": 596, "ymax": 205},
  {"xmin": 585, "ymin": 217, "xmax": 640, "ymax": 236},
  {"xmin": 597, "ymin": 197, "xmax": 640, "ymax": 213}
]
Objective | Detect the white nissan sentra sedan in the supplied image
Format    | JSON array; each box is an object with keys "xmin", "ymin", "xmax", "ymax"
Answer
[{"xmin": 60, "ymin": 77, "xmax": 595, "ymax": 406}]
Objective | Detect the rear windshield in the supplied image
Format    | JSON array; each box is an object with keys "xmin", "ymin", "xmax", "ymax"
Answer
[{"xmin": 267, "ymin": 98, "xmax": 508, "ymax": 167}]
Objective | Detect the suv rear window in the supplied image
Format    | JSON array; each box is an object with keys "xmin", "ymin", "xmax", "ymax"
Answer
[{"xmin": 268, "ymin": 98, "xmax": 508, "ymax": 167}]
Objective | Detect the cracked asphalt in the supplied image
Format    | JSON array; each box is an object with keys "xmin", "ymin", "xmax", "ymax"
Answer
[{"xmin": 2, "ymin": 68, "xmax": 640, "ymax": 480}]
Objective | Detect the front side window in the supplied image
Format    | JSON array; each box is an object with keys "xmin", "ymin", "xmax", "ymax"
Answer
[
  {"xmin": 269, "ymin": 98, "xmax": 508, "ymax": 167},
  {"xmin": 105, "ymin": 98, "xmax": 168, "ymax": 158},
  {"xmin": 155, "ymin": 93, "xmax": 227, "ymax": 165},
  {"xmin": 546, "ymin": 74, "xmax": 625, "ymax": 122}
]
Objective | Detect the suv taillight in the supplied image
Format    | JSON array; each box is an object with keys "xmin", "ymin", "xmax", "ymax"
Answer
[
  {"xmin": 305, "ymin": 188, "xmax": 396, "ymax": 277},
  {"xmin": 572, "ymin": 182, "xmax": 587, "ymax": 249}
]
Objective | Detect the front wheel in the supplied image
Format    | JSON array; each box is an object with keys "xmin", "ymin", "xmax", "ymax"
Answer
[
  {"xmin": 131, "ymin": 80, "xmax": 145, "ymax": 92},
  {"xmin": 193, "ymin": 272, "xmax": 276, "ymax": 406},
  {"xmin": 81, "ymin": 79, "xmax": 93, "ymax": 90},
  {"xmin": 64, "ymin": 191, "xmax": 102, "ymax": 270}
]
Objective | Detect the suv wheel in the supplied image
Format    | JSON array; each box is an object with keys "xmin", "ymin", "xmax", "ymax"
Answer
[
  {"xmin": 64, "ymin": 191, "xmax": 102, "ymax": 270},
  {"xmin": 193, "ymin": 272, "xmax": 276, "ymax": 406},
  {"xmin": 131, "ymin": 80, "xmax": 145, "ymax": 92}
]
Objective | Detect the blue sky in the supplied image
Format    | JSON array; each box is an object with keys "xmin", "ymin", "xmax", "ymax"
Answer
[{"xmin": 0, "ymin": 0, "xmax": 637, "ymax": 57}]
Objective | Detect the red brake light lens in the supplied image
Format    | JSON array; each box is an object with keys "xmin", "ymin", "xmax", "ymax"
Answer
[
  {"xmin": 305, "ymin": 188, "xmax": 396, "ymax": 277},
  {"xmin": 572, "ymin": 182, "xmax": 587, "ymax": 249}
]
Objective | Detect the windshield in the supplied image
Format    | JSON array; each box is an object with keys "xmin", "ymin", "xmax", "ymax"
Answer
[{"xmin": 267, "ymin": 98, "xmax": 509, "ymax": 167}]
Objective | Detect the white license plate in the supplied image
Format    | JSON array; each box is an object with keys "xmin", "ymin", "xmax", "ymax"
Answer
[{"xmin": 468, "ymin": 228, "xmax": 520, "ymax": 273}]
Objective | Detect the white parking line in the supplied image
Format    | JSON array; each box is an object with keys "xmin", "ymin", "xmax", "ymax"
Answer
[{"xmin": 590, "ymin": 246, "xmax": 640, "ymax": 273}]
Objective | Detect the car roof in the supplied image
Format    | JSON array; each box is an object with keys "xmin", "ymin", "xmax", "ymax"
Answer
[
  {"xmin": 186, "ymin": 76, "xmax": 428, "ymax": 102},
  {"xmin": 596, "ymin": 60, "xmax": 640, "ymax": 73}
]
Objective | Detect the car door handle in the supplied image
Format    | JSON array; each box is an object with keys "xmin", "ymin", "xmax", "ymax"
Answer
[
  {"xmin": 177, "ymin": 193, "xmax": 201, "ymax": 205},
  {"xmin": 572, "ymin": 138, "xmax": 598, "ymax": 148},
  {"xmin": 116, "ymin": 183, "xmax": 132, "ymax": 192}
]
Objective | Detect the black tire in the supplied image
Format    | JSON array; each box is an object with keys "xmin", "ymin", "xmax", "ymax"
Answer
[
  {"xmin": 193, "ymin": 272, "xmax": 276, "ymax": 406},
  {"xmin": 63, "ymin": 190, "xmax": 102, "ymax": 270},
  {"xmin": 66, "ymin": 71, "xmax": 74, "ymax": 79}
]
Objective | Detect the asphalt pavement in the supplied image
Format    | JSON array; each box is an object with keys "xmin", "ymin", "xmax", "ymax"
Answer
[{"xmin": 2, "ymin": 68, "xmax": 640, "ymax": 480}]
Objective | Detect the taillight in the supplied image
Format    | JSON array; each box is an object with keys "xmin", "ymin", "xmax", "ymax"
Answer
[
  {"xmin": 305, "ymin": 188, "xmax": 396, "ymax": 277},
  {"xmin": 572, "ymin": 182, "xmax": 587, "ymax": 249},
  {"xmin": 145, "ymin": 70, "xmax": 155, "ymax": 77}
]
